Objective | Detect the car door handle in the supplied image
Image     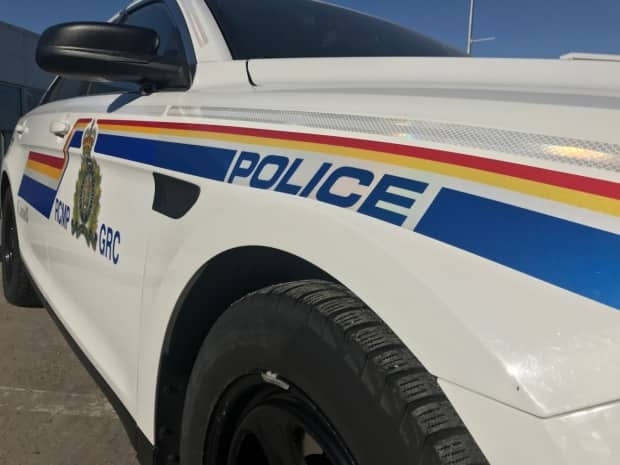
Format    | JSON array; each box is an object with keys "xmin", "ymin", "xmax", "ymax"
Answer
[
  {"xmin": 50, "ymin": 121, "xmax": 71, "ymax": 137},
  {"xmin": 15, "ymin": 123, "xmax": 27, "ymax": 136}
]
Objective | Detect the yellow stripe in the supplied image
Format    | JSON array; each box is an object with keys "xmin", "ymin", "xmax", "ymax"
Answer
[
  {"xmin": 26, "ymin": 159, "xmax": 62, "ymax": 180},
  {"xmin": 98, "ymin": 124, "xmax": 620, "ymax": 217}
]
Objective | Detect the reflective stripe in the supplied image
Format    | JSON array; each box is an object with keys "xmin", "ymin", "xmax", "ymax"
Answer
[
  {"xmin": 97, "ymin": 119, "xmax": 620, "ymax": 217},
  {"xmin": 168, "ymin": 106, "xmax": 620, "ymax": 172},
  {"xmin": 26, "ymin": 159, "xmax": 62, "ymax": 180},
  {"xmin": 416, "ymin": 189, "xmax": 620, "ymax": 309},
  {"xmin": 17, "ymin": 175, "xmax": 57, "ymax": 217},
  {"xmin": 94, "ymin": 134, "xmax": 236, "ymax": 181}
]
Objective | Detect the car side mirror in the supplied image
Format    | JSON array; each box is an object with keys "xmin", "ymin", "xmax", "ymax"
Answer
[{"xmin": 36, "ymin": 22, "xmax": 190, "ymax": 89}]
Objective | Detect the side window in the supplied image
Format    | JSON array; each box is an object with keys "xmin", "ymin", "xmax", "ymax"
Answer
[
  {"xmin": 21, "ymin": 87, "xmax": 45, "ymax": 113},
  {"xmin": 87, "ymin": 81, "xmax": 140, "ymax": 96},
  {"xmin": 123, "ymin": 2, "xmax": 187, "ymax": 64},
  {"xmin": 44, "ymin": 78, "xmax": 139, "ymax": 104},
  {"xmin": 45, "ymin": 78, "xmax": 89, "ymax": 103}
]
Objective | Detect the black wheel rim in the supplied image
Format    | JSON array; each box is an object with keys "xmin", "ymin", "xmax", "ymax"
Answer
[
  {"xmin": 205, "ymin": 374, "xmax": 356, "ymax": 465},
  {"xmin": 2, "ymin": 199, "xmax": 17, "ymax": 286}
]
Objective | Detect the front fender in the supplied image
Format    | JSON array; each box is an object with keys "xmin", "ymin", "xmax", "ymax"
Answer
[{"xmin": 135, "ymin": 177, "xmax": 620, "ymax": 441}]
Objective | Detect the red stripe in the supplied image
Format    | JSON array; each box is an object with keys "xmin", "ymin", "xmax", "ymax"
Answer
[
  {"xmin": 29, "ymin": 152, "xmax": 65, "ymax": 170},
  {"xmin": 98, "ymin": 119, "xmax": 620, "ymax": 200}
]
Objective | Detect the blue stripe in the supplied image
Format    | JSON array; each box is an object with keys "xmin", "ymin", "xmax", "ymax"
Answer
[
  {"xmin": 17, "ymin": 175, "xmax": 57, "ymax": 217},
  {"xmin": 95, "ymin": 134, "xmax": 235, "ymax": 181},
  {"xmin": 69, "ymin": 131, "xmax": 83, "ymax": 149},
  {"xmin": 415, "ymin": 189, "xmax": 620, "ymax": 309}
]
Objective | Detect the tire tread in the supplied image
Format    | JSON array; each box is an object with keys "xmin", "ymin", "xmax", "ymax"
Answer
[{"xmin": 274, "ymin": 280, "xmax": 489, "ymax": 465}]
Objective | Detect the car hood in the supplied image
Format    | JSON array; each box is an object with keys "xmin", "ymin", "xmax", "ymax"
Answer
[{"xmin": 247, "ymin": 56, "xmax": 620, "ymax": 105}]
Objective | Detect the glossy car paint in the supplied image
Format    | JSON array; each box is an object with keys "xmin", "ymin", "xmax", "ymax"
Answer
[
  {"xmin": 440, "ymin": 379, "xmax": 620, "ymax": 465},
  {"xmin": 2, "ymin": 0, "xmax": 619, "ymax": 463}
]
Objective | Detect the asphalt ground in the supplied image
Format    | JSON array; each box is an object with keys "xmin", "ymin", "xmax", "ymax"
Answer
[{"xmin": 0, "ymin": 289, "xmax": 139, "ymax": 465}]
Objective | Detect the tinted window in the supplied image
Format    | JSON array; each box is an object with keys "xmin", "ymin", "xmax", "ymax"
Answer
[
  {"xmin": 45, "ymin": 78, "xmax": 89, "ymax": 103},
  {"xmin": 123, "ymin": 2, "xmax": 187, "ymax": 63},
  {"xmin": 208, "ymin": 0, "xmax": 464, "ymax": 59},
  {"xmin": 21, "ymin": 88, "xmax": 44, "ymax": 113},
  {"xmin": 44, "ymin": 78, "xmax": 140, "ymax": 104},
  {"xmin": 88, "ymin": 81, "xmax": 140, "ymax": 96}
]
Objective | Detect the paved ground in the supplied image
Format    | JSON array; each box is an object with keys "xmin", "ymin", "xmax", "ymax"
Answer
[{"xmin": 0, "ymin": 290, "xmax": 139, "ymax": 465}]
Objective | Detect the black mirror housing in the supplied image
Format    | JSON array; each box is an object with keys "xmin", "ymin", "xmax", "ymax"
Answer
[{"xmin": 36, "ymin": 22, "xmax": 190, "ymax": 89}]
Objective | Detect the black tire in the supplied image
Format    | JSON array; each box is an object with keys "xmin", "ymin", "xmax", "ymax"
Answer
[
  {"xmin": 1, "ymin": 192, "xmax": 40, "ymax": 307},
  {"xmin": 180, "ymin": 280, "xmax": 488, "ymax": 465}
]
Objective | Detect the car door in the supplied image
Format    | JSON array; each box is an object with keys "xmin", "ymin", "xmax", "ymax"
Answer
[
  {"xmin": 11, "ymin": 79, "xmax": 86, "ymax": 278},
  {"xmin": 44, "ymin": 0, "xmax": 196, "ymax": 414}
]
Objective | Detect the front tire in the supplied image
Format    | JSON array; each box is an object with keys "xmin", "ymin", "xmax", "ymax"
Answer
[
  {"xmin": 1, "ymin": 192, "xmax": 40, "ymax": 307},
  {"xmin": 180, "ymin": 280, "xmax": 488, "ymax": 465}
]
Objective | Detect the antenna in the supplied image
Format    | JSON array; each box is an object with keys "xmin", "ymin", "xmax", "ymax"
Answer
[{"xmin": 467, "ymin": 0, "xmax": 496, "ymax": 55}]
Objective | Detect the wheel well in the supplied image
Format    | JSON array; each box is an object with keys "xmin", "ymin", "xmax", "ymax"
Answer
[{"xmin": 154, "ymin": 246, "xmax": 336, "ymax": 464}]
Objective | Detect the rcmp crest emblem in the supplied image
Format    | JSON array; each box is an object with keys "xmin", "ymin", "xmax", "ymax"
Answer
[{"xmin": 71, "ymin": 121, "xmax": 102, "ymax": 249}]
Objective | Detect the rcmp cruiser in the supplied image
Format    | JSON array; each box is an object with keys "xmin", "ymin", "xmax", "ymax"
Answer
[{"xmin": 1, "ymin": 1, "xmax": 619, "ymax": 464}]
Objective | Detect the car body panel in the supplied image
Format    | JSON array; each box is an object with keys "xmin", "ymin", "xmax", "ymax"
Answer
[
  {"xmin": 2, "ymin": 1, "xmax": 620, "ymax": 462},
  {"xmin": 128, "ymin": 81, "xmax": 619, "ymax": 436},
  {"xmin": 247, "ymin": 56, "xmax": 620, "ymax": 97},
  {"xmin": 9, "ymin": 107, "xmax": 74, "ymax": 275},
  {"xmin": 45, "ymin": 110, "xmax": 152, "ymax": 412},
  {"xmin": 441, "ymin": 379, "xmax": 620, "ymax": 465}
]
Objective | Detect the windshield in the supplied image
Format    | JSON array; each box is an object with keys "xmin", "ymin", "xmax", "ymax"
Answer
[{"xmin": 207, "ymin": 0, "xmax": 465, "ymax": 59}]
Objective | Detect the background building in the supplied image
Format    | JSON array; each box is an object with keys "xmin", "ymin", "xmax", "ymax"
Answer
[{"xmin": 0, "ymin": 22, "xmax": 52, "ymax": 156}]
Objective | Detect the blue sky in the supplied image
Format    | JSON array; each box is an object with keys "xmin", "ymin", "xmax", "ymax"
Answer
[{"xmin": 3, "ymin": 0, "xmax": 620, "ymax": 58}]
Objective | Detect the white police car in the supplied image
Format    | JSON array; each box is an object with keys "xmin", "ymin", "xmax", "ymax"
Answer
[{"xmin": 2, "ymin": 1, "xmax": 619, "ymax": 464}]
